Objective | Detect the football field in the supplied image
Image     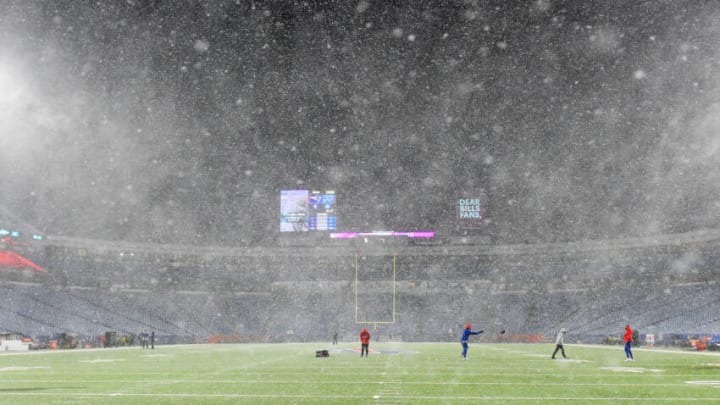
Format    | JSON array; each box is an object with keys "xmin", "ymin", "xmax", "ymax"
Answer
[{"xmin": 0, "ymin": 342, "xmax": 719, "ymax": 404}]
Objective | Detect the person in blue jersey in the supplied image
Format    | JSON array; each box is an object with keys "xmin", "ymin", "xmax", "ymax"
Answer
[{"xmin": 460, "ymin": 323, "xmax": 483, "ymax": 360}]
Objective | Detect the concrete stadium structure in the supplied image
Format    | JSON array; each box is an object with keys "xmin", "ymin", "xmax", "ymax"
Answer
[{"xmin": 1, "ymin": 229, "xmax": 718, "ymax": 345}]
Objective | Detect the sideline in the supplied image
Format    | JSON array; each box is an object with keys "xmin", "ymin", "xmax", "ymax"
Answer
[{"xmin": 0, "ymin": 392, "xmax": 712, "ymax": 402}]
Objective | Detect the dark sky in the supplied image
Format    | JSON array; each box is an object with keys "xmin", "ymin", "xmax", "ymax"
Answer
[{"xmin": 1, "ymin": 0, "xmax": 719, "ymax": 246}]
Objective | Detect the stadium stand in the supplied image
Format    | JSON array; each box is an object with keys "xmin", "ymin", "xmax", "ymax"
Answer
[{"xmin": 0, "ymin": 230, "xmax": 719, "ymax": 345}]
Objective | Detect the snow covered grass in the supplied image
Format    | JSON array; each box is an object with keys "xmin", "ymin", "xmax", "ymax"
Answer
[{"xmin": 0, "ymin": 342, "xmax": 718, "ymax": 403}]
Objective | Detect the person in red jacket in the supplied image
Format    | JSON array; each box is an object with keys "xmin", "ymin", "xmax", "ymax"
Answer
[
  {"xmin": 623, "ymin": 324, "xmax": 634, "ymax": 361},
  {"xmin": 360, "ymin": 328, "xmax": 371, "ymax": 357}
]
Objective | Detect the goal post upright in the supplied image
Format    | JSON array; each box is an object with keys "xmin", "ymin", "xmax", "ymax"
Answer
[{"xmin": 354, "ymin": 252, "xmax": 358, "ymax": 324}]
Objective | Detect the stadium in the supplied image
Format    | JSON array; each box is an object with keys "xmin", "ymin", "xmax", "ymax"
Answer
[
  {"xmin": 2, "ymin": 221, "xmax": 720, "ymax": 402},
  {"xmin": 2, "ymin": 0, "xmax": 720, "ymax": 402},
  {"xmin": 2, "ymin": 225, "xmax": 720, "ymax": 347}
]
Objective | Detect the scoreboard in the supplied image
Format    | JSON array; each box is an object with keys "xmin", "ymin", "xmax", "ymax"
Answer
[{"xmin": 307, "ymin": 191, "xmax": 336, "ymax": 231}]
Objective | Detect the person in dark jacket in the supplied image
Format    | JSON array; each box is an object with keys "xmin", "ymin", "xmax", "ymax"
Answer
[{"xmin": 460, "ymin": 323, "xmax": 483, "ymax": 360}]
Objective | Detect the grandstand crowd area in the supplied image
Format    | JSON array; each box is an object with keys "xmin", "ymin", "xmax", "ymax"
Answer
[{"xmin": 1, "ymin": 232, "xmax": 719, "ymax": 347}]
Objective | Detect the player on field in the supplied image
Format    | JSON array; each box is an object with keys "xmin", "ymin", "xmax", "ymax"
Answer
[
  {"xmin": 360, "ymin": 328, "xmax": 370, "ymax": 357},
  {"xmin": 460, "ymin": 324, "xmax": 483, "ymax": 360},
  {"xmin": 551, "ymin": 328, "xmax": 567, "ymax": 359},
  {"xmin": 623, "ymin": 324, "xmax": 634, "ymax": 361}
]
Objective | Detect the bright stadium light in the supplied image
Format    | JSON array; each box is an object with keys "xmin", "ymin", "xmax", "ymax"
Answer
[
  {"xmin": 0, "ymin": 61, "xmax": 32, "ymax": 132},
  {"xmin": 0, "ymin": 63, "xmax": 26, "ymax": 105}
]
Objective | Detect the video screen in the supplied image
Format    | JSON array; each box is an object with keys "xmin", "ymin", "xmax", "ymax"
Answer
[{"xmin": 280, "ymin": 189, "xmax": 336, "ymax": 232}]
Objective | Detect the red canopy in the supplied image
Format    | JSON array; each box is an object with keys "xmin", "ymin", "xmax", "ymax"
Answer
[{"xmin": 0, "ymin": 251, "xmax": 46, "ymax": 272}]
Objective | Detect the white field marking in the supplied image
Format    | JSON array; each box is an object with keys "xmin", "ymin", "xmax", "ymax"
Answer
[
  {"xmin": 528, "ymin": 353, "xmax": 588, "ymax": 363},
  {"xmin": 141, "ymin": 354, "xmax": 168, "ymax": 358},
  {"xmin": 373, "ymin": 359, "xmax": 402, "ymax": 404},
  {"xmin": 600, "ymin": 366, "xmax": 664, "ymax": 373},
  {"xmin": 685, "ymin": 381, "xmax": 720, "ymax": 389},
  {"xmin": 79, "ymin": 358, "xmax": 126, "ymax": 363},
  {"xmin": 0, "ymin": 379, "xmax": 688, "ymax": 387},
  {"xmin": 487, "ymin": 343, "xmax": 720, "ymax": 359},
  {"xmin": 0, "ymin": 366, "xmax": 50, "ymax": 371},
  {"xmin": 167, "ymin": 343, "xmax": 333, "ymax": 352},
  {"xmin": 0, "ymin": 393, "xmax": 711, "ymax": 401},
  {"xmin": 0, "ymin": 346, "xmax": 145, "ymax": 356},
  {"xmin": 553, "ymin": 358, "xmax": 586, "ymax": 363},
  {"xmin": 488, "ymin": 346, "xmax": 574, "ymax": 358},
  {"xmin": 492, "ymin": 348, "xmax": 591, "ymax": 364}
]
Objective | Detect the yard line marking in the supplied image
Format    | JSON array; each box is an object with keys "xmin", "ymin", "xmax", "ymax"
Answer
[
  {"xmin": 79, "ymin": 359, "xmax": 126, "ymax": 363},
  {"xmin": 372, "ymin": 359, "xmax": 402, "ymax": 404},
  {"xmin": 0, "ymin": 366, "xmax": 50, "ymax": 371},
  {"xmin": 0, "ymin": 379, "xmax": 693, "ymax": 387},
  {"xmin": 0, "ymin": 393, "xmax": 714, "ymax": 401},
  {"xmin": 600, "ymin": 366, "xmax": 664, "ymax": 373},
  {"xmin": 686, "ymin": 380, "xmax": 720, "ymax": 388}
]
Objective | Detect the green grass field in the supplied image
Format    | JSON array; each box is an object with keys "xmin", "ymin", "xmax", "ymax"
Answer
[{"xmin": 0, "ymin": 342, "xmax": 719, "ymax": 404}]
